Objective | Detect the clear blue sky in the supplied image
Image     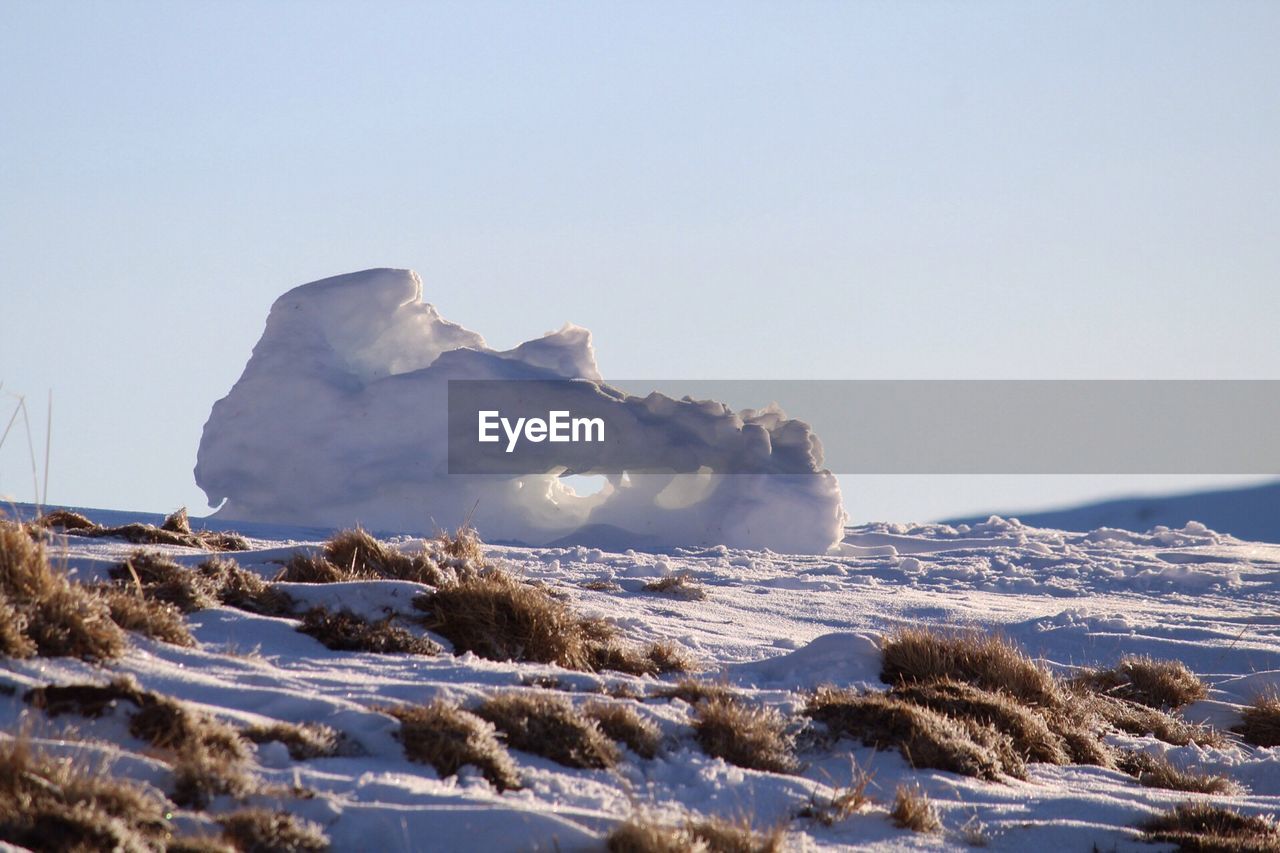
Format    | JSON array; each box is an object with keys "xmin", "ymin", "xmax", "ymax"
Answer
[{"xmin": 2, "ymin": 1, "xmax": 1278, "ymax": 523}]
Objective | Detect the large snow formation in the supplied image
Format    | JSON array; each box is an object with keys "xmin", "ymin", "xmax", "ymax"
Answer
[{"xmin": 195, "ymin": 269, "xmax": 845, "ymax": 552}]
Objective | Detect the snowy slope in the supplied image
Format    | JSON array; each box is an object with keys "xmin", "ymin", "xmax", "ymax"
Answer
[
  {"xmin": 945, "ymin": 479, "xmax": 1280, "ymax": 545},
  {"xmin": 4, "ymin": 506, "xmax": 1280, "ymax": 851}
]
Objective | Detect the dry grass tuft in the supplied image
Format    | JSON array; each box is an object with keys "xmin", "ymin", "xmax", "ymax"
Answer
[
  {"xmin": 606, "ymin": 813, "xmax": 784, "ymax": 853},
  {"xmin": 582, "ymin": 579, "xmax": 622, "ymax": 592},
  {"xmin": 653, "ymin": 679, "xmax": 735, "ymax": 706},
  {"xmin": 1234, "ymin": 694, "xmax": 1280, "ymax": 748},
  {"xmin": 216, "ymin": 808, "xmax": 329, "ymax": 852},
  {"xmin": 244, "ymin": 721, "xmax": 344, "ymax": 760},
  {"xmin": 385, "ymin": 700, "xmax": 521, "ymax": 791},
  {"xmin": 891, "ymin": 679, "xmax": 1071, "ymax": 766},
  {"xmin": 642, "ymin": 572, "xmax": 708, "ymax": 601},
  {"xmin": 807, "ymin": 686, "xmax": 1016, "ymax": 780},
  {"xmin": 1086, "ymin": 692, "xmax": 1223, "ymax": 747},
  {"xmin": 36, "ymin": 507, "xmax": 249, "ymax": 551},
  {"xmin": 1141, "ymin": 802, "xmax": 1280, "ymax": 852},
  {"xmin": 475, "ymin": 692, "xmax": 619, "ymax": 769},
  {"xmin": 890, "ymin": 785, "xmax": 942, "ymax": 833},
  {"xmin": 584, "ymin": 700, "xmax": 662, "ymax": 759},
  {"xmin": 881, "ymin": 627, "xmax": 1061, "ymax": 708},
  {"xmin": 296, "ymin": 607, "xmax": 440, "ymax": 655},
  {"xmin": 198, "ymin": 557, "xmax": 294, "ymax": 615},
  {"xmin": 0, "ymin": 520, "xmax": 125, "ymax": 661},
  {"xmin": 0, "ymin": 736, "xmax": 171, "ymax": 851},
  {"xmin": 170, "ymin": 741, "xmax": 257, "ymax": 809},
  {"xmin": 93, "ymin": 584, "xmax": 194, "ymax": 646},
  {"xmin": 1117, "ymin": 750, "xmax": 1242, "ymax": 795},
  {"xmin": 693, "ymin": 695, "xmax": 797, "ymax": 774},
  {"xmin": 1077, "ymin": 655, "xmax": 1208, "ymax": 710},
  {"xmin": 25, "ymin": 677, "xmax": 248, "ymax": 762},
  {"xmin": 276, "ymin": 528, "xmax": 452, "ymax": 587},
  {"xmin": 110, "ymin": 550, "xmax": 218, "ymax": 613},
  {"xmin": 417, "ymin": 567, "xmax": 689, "ymax": 675},
  {"xmin": 686, "ymin": 815, "xmax": 786, "ymax": 852},
  {"xmin": 432, "ymin": 524, "xmax": 486, "ymax": 569},
  {"xmin": 798, "ymin": 758, "xmax": 874, "ymax": 826}
]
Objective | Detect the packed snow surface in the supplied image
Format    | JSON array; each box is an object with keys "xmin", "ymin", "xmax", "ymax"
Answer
[
  {"xmin": 194, "ymin": 268, "xmax": 844, "ymax": 553},
  {"xmin": 7, "ymin": 507, "xmax": 1280, "ymax": 851}
]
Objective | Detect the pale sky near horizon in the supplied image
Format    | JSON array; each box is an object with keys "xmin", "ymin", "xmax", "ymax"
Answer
[{"xmin": 2, "ymin": 1, "xmax": 1278, "ymax": 524}]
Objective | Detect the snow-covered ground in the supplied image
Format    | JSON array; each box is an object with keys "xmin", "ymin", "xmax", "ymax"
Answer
[{"xmin": 4, "ymin": 506, "xmax": 1280, "ymax": 851}]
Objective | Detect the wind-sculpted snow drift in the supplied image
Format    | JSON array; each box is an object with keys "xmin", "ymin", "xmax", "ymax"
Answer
[{"xmin": 195, "ymin": 269, "xmax": 845, "ymax": 552}]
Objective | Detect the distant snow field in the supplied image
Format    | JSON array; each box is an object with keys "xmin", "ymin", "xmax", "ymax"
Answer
[{"xmin": 3, "ymin": 506, "xmax": 1279, "ymax": 851}]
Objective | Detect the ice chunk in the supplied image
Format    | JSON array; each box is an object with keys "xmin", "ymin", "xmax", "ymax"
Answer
[{"xmin": 195, "ymin": 269, "xmax": 845, "ymax": 553}]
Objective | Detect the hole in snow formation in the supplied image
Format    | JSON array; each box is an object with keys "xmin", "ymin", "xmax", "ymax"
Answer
[{"xmin": 559, "ymin": 474, "xmax": 609, "ymax": 498}]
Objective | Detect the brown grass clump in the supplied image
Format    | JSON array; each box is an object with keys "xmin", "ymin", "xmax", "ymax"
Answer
[
  {"xmin": 798, "ymin": 759, "xmax": 874, "ymax": 826},
  {"xmin": 1234, "ymin": 694, "xmax": 1280, "ymax": 748},
  {"xmin": 653, "ymin": 679, "xmax": 736, "ymax": 706},
  {"xmin": 416, "ymin": 568, "xmax": 688, "ymax": 675},
  {"xmin": 686, "ymin": 815, "xmax": 786, "ymax": 852},
  {"xmin": 275, "ymin": 527, "xmax": 450, "ymax": 587},
  {"xmin": 1117, "ymin": 750, "xmax": 1243, "ymax": 795},
  {"xmin": 432, "ymin": 524, "xmax": 486, "ymax": 568},
  {"xmin": 0, "ymin": 520, "xmax": 125, "ymax": 661},
  {"xmin": 1141, "ymin": 803, "xmax": 1280, "ymax": 851},
  {"xmin": 642, "ymin": 572, "xmax": 708, "ymax": 601},
  {"xmin": 170, "ymin": 741, "xmax": 257, "ymax": 809},
  {"xmin": 584, "ymin": 701, "xmax": 662, "ymax": 759},
  {"xmin": 197, "ymin": 557, "xmax": 294, "ymax": 616},
  {"xmin": 243, "ymin": 721, "xmax": 344, "ymax": 760},
  {"xmin": 582, "ymin": 579, "xmax": 622, "ymax": 592},
  {"xmin": 606, "ymin": 814, "xmax": 784, "ymax": 853},
  {"xmin": 94, "ymin": 584, "xmax": 195, "ymax": 646},
  {"xmin": 110, "ymin": 550, "xmax": 218, "ymax": 613},
  {"xmin": 693, "ymin": 695, "xmax": 797, "ymax": 774},
  {"xmin": 217, "ymin": 808, "xmax": 329, "ymax": 852},
  {"xmin": 0, "ymin": 736, "xmax": 171, "ymax": 852},
  {"xmin": 475, "ymin": 692, "xmax": 619, "ymax": 769},
  {"xmin": 890, "ymin": 785, "xmax": 942, "ymax": 833},
  {"xmin": 385, "ymin": 700, "xmax": 521, "ymax": 791},
  {"xmin": 1077, "ymin": 655, "xmax": 1208, "ymax": 710},
  {"xmin": 891, "ymin": 679, "xmax": 1071, "ymax": 765},
  {"xmin": 880, "ymin": 628, "xmax": 1061, "ymax": 708},
  {"xmin": 35, "ymin": 507, "xmax": 249, "ymax": 551},
  {"xmin": 807, "ymin": 686, "xmax": 1015, "ymax": 780},
  {"xmin": 297, "ymin": 607, "xmax": 440, "ymax": 655},
  {"xmin": 1087, "ymin": 692, "xmax": 1223, "ymax": 747}
]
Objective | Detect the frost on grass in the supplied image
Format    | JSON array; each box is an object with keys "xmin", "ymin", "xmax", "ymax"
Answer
[
  {"xmin": 0, "ymin": 737, "xmax": 172, "ymax": 852},
  {"xmin": 693, "ymin": 694, "xmax": 798, "ymax": 774},
  {"xmin": 606, "ymin": 813, "xmax": 785, "ymax": 853},
  {"xmin": 108, "ymin": 551, "xmax": 293, "ymax": 617},
  {"xmin": 416, "ymin": 567, "xmax": 690, "ymax": 675},
  {"xmin": 0, "ymin": 520, "xmax": 125, "ymax": 661},
  {"xmin": 642, "ymin": 572, "xmax": 708, "ymax": 601},
  {"xmin": 33, "ymin": 506, "xmax": 249, "ymax": 551},
  {"xmin": 385, "ymin": 700, "xmax": 521, "ymax": 791},
  {"xmin": 890, "ymin": 785, "xmax": 942, "ymax": 834},
  {"xmin": 584, "ymin": 700, "xmax": 662, "ymax": 759},
  {"xmin": 243, "ymin": 721, "xmax": 346, "ymax": 761},
  {"xmin": 807, "ymin": 687, "xmax": 1016, "ymax": 781},
  {"xmin": 1234, "ymin": 694, "xmax": 1280, "ymax": 748},
  {"xmin": 1076, "ymin": 655, "xmax": 1208, "ymax": 710},
  {"xmin": 23, "ymin": 676, "xmax": 255, "ymax": 809},
  {"xmin": 296, "ymin": 607, "xmax": 440, "ymax": 655},
  {"xmin": 474, "ymin": 692, "xmax": 619, "ymax": 770},
  {"xmin": 276, "ymin": 527, "xmax": 467, "ymax": 587},
  {"xmin": 1116, "ymin": 750, "xmax": 1242, "ymax": 795},
  {"xmin": 216, "ymin": 808, "xmax": 329, "ymax": 853},
  {"xmin": 1141, "ymin": 803, "xmax": 1280, "ymax": 851}
]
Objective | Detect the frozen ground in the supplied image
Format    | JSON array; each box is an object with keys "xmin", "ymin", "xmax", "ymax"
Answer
[{"xmin": 4, "ymin": 505, "xmax": 1280, "ymax": 851}]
